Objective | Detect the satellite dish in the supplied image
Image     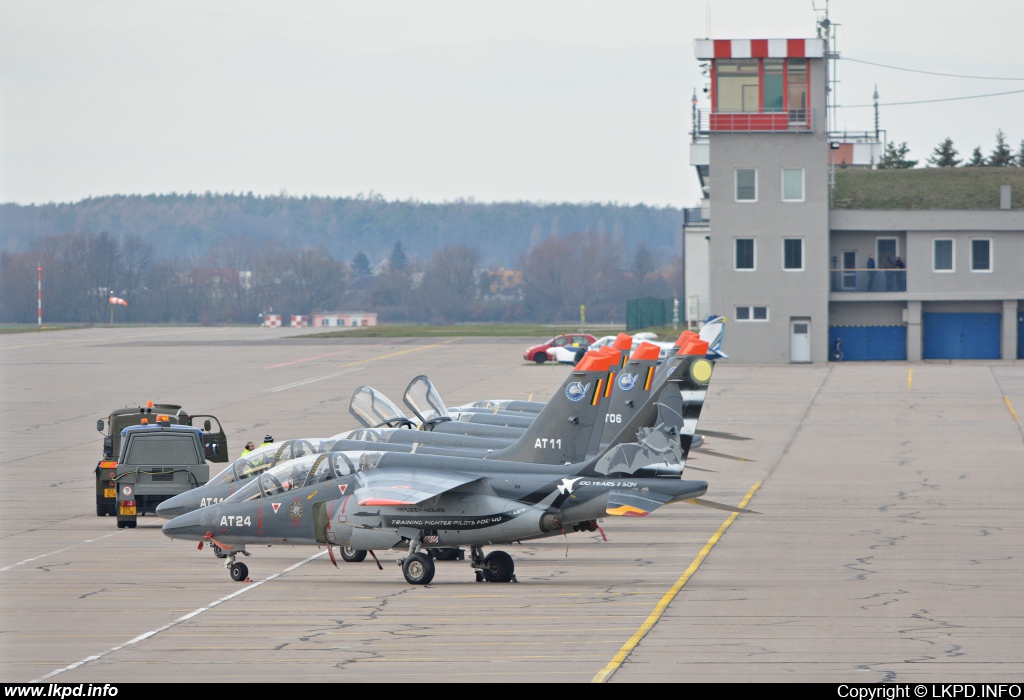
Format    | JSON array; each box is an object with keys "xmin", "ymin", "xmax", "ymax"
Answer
[{"xmin": 820, "ymin": 18, "xmax": 831, "ymax": 28}]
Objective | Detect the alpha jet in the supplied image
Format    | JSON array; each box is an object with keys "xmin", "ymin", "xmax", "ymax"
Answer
[{"xmin": 162, "ymin": 354, "xmax": 753, "ymax": 585}]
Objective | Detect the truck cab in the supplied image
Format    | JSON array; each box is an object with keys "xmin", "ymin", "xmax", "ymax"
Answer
[
  {"xmin": 95, "ymin": 402, "xmax": 227, "ymax": 517},
  {"xmin": 114, "ymin": 420, "xmax": 217, "ymax": 529}
]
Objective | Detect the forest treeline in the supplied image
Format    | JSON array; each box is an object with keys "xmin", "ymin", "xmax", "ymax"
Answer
[
  {"xmin": 0, "ymin": 230, "xmax": 679, "ymax": 326},
  {"xmin": 0, "ymin": 193, "xmax": 684, "ymax": 268}
]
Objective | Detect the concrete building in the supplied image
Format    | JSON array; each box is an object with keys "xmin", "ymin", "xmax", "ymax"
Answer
[{"xmin": 685, "ymin": 31, "xmax": 1024, "ymax": 362}]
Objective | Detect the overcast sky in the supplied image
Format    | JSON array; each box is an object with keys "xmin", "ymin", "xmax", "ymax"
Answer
[{"xmin": 2, "ymin": 0, "xmax": 1022, "ymax": 207}]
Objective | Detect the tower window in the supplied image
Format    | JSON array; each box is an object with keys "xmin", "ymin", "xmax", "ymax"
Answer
[
  {"xmin": 735, "ymin": 238, "xmax": 755, "ymax": 270},
  {"xmin": 736, "ymin": 169, "xmax": 757, "ymax": 201}
]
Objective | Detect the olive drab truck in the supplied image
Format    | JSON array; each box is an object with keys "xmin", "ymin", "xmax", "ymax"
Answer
[{"xmin": 95, "ymin": 403, "xmax": 228, "ymax": 523}]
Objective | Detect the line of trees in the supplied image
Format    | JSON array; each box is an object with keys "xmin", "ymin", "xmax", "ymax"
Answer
[
  {"xmin": 0, "ymin": 231, "xmax": 679, "ymax": 326},
  {"xmin": 878, "ymin": 130, "xmax": 1024, "ymax": 169}
]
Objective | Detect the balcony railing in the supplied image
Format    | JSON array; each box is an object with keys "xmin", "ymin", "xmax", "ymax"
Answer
[
  {"xmin": 695, "ymin": 108, "xmax": 815, "ymax": 135},
  {"xmin": 683, "ymin": 207, "xmax": 709, "ymax": 224},
  {"xmin": 830, "ymin": 268, "xmax": 906, "ymax": 293}
]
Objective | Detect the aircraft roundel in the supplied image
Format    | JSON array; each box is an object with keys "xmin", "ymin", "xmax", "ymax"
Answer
[
  {"xmin": 691, "ymin": 359, "xmax": 713, "ymax": 383},
  {"xmin": 565, "ymin": 382, "xmax": 587, "ymax": 402},
  {"xmin": 617, "ymin": 373, "xmax": 637, "ymax": 391}
]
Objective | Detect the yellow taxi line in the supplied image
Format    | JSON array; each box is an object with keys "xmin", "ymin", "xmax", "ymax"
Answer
[
  {"xmin": 1006, "ymin": 396, "xmax": 1021, "ymax": 423},
  {"xmin": 591, "ymin": 481, "xmax": 762, "ymax": 683}
]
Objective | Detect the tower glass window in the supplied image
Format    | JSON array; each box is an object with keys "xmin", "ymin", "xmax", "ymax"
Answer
[
  {"xmin": 763, "ymin": 59, "xmax": 784, "ymax": 112},
  {"xmin": 716, "ymin": 60, "xmax": 759, "ymax": 113},
  {"xmin": 787, "ymin": 59, "xmax": 808, "ymax": 124}
]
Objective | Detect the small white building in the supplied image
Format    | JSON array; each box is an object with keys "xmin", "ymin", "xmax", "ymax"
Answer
[{"xmin": 311, "ymin": 312, "xmax": 378, "ymax": 328}]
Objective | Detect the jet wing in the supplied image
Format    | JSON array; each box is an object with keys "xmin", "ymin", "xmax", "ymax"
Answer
[{"xmin": 354, "ymin": 470, "xmax": 484, "ymax": 507}]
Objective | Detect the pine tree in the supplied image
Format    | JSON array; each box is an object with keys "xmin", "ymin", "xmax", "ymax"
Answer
[
  {"xmin": 388, "ymin": 241, "xmax": 408, "ymax": 271},
  {"xmin": 989, "ymin": 129, "xmax": 1013, "ymax": 166},
  {"xmin": 965, "ymin": 146, "xmax": 986, "ymax": 167},
  {"xmin": 351, "ymin": 251, "xmax": 371, "ymax": 276},
  {"xmin": 876, "ymin": 141, "xmax": 918, "ymax": 169},
  {"xmin": 1017, "ymin": 140, "xmax": 1024, "ymax": 167},
  {"xmin": 926, "ymin": 137, "xmax": 961, "ymax": 167}
]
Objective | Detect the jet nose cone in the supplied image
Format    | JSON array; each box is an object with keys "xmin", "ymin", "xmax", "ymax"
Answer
[
  {"xmin": 156, "ymin": 491, "xmax": 201, "ymax": 519},
  {"xmin": 162, "ymin": 509, "xmax": 207, "ymax": 541}
]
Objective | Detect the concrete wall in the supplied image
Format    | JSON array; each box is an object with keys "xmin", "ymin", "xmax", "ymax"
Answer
[{"xmin": 829, "ymin": 301, "xmax": 905, "ymax": 326}]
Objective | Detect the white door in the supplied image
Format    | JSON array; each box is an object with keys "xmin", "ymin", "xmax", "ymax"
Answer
[{"xmin": 790, "ymin": 319, "xmax": 811, "ymax": 363}]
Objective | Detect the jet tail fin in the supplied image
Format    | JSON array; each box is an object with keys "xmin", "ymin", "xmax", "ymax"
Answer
[{"xmin": 589, "ymin": 355, "xmax": 714, "ymax": 477}]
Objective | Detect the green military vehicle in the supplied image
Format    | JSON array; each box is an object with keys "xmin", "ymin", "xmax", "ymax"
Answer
[{"xmin": 95, "ymin": 403, "xmax": 228, "ymax": 521}]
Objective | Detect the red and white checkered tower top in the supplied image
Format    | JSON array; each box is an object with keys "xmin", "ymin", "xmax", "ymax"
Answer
[{"xmin": 694, "ymin": 38, "xmax": 824, "ymax": 60}]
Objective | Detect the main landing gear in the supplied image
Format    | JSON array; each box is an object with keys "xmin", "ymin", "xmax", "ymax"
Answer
[{"xmin": 471, "ymin": 547, "xmax": 516, "ymax": 583}]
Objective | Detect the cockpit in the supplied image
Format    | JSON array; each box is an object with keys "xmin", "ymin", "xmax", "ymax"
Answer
[
  {"xmin": 349, "ymin": 386, "xmax": 417, "ymax": 429},
  {"xmin": 204, "ymin": 439, "xmax": 335, "ymax": 488},
  {"xmin": 225, "ymin": 450, "xmax": 387, "ymax": 503},
  {"xmin": 402, "ymin": 375, "xmax": 452, "ymax": 426}
]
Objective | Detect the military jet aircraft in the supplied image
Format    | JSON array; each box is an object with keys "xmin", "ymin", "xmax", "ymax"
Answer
[
  {"xmin": 156, "ymin": 346, "xmax": 624, "ymax": 524},
  {"xmin": 162, "ymin": 354, "xmax": 754, "ymax": 584}
]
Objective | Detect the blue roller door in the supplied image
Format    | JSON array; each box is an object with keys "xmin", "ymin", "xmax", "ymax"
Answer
[
  {"xmin": 1018, "ymin": 312, "xmax": 1023, "ymax": 359},
  {"xmin": 829, "ymin": 326, "xmax": 906, "ymax": 361},
  {"xmin": 923, "ymin": 313, "xmax": 1001, "ymax": 360}
]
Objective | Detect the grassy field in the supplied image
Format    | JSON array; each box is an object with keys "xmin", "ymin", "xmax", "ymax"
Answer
[
  {"xmin": 0, "ymin": 325, "xmax": 82, "ymax": 335},
  {"xmin": 301, "ymin": 323, "xmax": 693, "ymax": 343},
  {"xmin": 833, "ymin": 167, "xmax": 1024, "ymax": 209},
  {"xmin": 302, "ymin": 323, "xmax": 622, "ymax": 339}
]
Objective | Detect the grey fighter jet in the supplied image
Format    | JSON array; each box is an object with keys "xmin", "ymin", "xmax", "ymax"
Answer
[
  {"xmin": 156, "ymin": 347, "xmax": 624, "ymax": 522},
  {"xmin": 162, "ymin": 355, "xmax": 754, "ymax": 584}
]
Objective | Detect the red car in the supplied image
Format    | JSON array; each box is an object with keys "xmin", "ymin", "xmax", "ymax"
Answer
[{"xmin": 523, "ymin": 333, "xmax": 597, "ymax": 364}]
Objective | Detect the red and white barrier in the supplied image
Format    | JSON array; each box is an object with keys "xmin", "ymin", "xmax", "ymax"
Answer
[
  {"xmin": 263, "ymin": 314, "xmax": 282, "ymax": 327},
  {"xmin": 291, "ymin": 315, "xmax": 309, "ymax": 327}
]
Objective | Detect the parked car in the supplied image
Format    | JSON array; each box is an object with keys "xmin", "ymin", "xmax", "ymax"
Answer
[{"xmin": 523, "ymin": 333, "xmax": 596, "ymax": 364}]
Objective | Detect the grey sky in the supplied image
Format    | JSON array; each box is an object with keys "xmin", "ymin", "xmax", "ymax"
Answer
[{"xmin": 1, "ymin": 0, "xmax": 1022, "ymax": 207}]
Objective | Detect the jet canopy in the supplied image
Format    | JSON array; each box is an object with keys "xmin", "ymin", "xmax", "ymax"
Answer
[
  {"xmin": 403, "ymin": 375, "xmax": 452, "ymax": 426},
  {"xmin": 349, "ymin": 386, "xmax": 416, "ymax": 429},
  {"xmin": 225, "ymin": 450, "xmax": 387, "ymax": 502},
  {"xmin": 205, "ymin": 439, "xmax": 335, "ymax": 488}
]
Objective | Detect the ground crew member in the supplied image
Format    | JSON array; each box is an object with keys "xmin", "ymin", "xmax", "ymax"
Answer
[
  {"xmin": 260, "ymin": 434, "xmax": 274, "ymax": 448},
  {"xmin": 240, "ymin": 441, "xmax": 256, "ymax": 457}
]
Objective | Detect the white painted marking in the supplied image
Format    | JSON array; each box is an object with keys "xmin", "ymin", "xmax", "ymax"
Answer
[
  {"xmin": 2, "ymin": 532, "xmax": 120, "ymax": 572},
  {"xmin": 0, "ymin": 546, "xmax": 75, "ymax": 572},
  {"xmin": 263, "ymin": 367, "xmax": 363, "ymax": 393},
  {"xmin": 32, "ymin": 551, "xmax": 327, "ymax": 681}
]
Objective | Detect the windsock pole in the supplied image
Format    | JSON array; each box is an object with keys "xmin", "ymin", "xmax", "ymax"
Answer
[{"xmin": 37, "ymin": 265, "xmax": 42, "ymax": 328}]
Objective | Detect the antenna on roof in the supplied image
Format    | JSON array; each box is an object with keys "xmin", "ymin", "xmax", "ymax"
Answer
[{"xmin": 705, "ymin": 2, "xmax": 711, "ymax": 39}]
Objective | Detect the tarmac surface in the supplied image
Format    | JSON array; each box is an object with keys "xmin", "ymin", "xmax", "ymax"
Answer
[{"xmin": 1, "ymin": 326, "xmax": 1023, "ymax": 683}]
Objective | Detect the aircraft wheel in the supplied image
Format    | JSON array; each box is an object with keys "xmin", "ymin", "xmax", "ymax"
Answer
[
  {"xmin": 229, "ymin": 562, "xmax": 248, "ymax": 582},
  {"xmin": 340, "ymin": 546, "xmax": 367, "ymax": 563},
  {"xmin": 429, "ymin": 547, "xmax": 460, "ymax": 561},
  {"xmin": 482, "ymin": 551, "xmax": 514, "ymax": 583},
  {"xmin": 212, "ymin": 545, "xmax": 228, "ymax": 559},
  {"xmin": 402, "ymin": 553, "xmax": 435, "ymax": 585}
]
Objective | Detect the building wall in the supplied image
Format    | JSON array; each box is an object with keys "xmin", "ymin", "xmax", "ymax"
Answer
[
  {"xmin": 829, "ymin": 301, "xmax": 905, "ymax": 326},
  {"xmin": 684, "ymin": 224, "xmax": 711, "ymax": 327}
]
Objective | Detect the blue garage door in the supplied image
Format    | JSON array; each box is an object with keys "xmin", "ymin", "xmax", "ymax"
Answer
[
  {"xmin": 923, "ymin": 313, "xmax": 1001, "ymax": 360},
  {"xmin": 1018, "ymin": 312, "xmax": 1024, "ymax": 359},
  {"xmin": 829, "ymin": 326, "xmax": 907, "ymax": 361}
]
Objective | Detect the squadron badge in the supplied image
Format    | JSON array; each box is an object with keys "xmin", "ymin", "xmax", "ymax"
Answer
[
  {"xmin": 617, "ymin": 373, "xmax": 637, "ymax": 391},
  {"xmin": 565, "ymin": 382, "xmax": 589, "ymax": 402},
  {"xmin": 289, "ymin": 502, "xmax": 302, "ymax": 519}
]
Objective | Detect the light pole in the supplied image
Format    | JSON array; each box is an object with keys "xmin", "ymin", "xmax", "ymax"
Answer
[{"xmin": 37, "ymin": 265, "xmax": 42, "ymax": 329}]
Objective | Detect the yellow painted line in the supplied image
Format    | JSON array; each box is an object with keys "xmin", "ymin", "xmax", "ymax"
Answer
[
  {"xmin": 1006, "ymin": 396, "xmax": 1021, "ymax": 424},
  {"xmin": 907, "ymin": 367, "xmax": 913, "ymax": 389},
  {"xmin": 591, "ymin": 481, "xmax": 762, "ymax": 684},
  {"xmin": 332, "ymin": 338, "xmax": 458, "ymax": 369}
]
